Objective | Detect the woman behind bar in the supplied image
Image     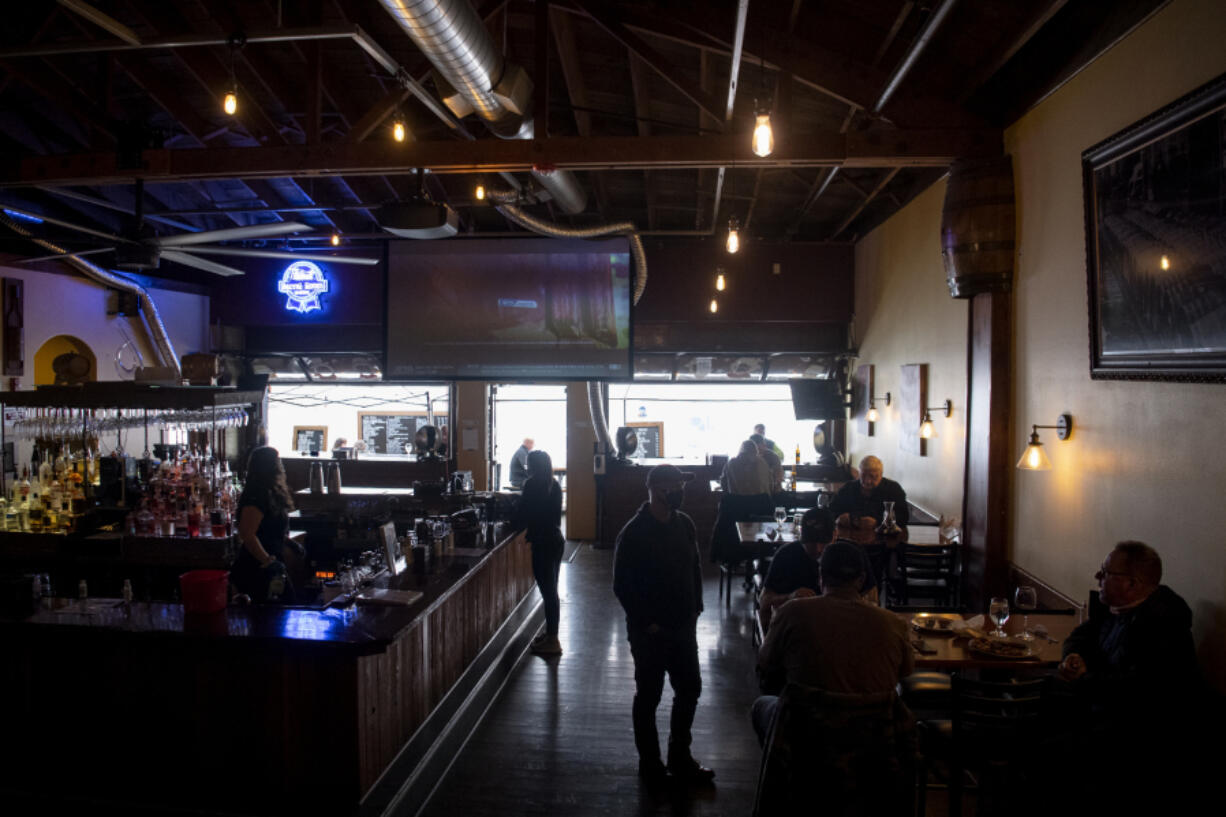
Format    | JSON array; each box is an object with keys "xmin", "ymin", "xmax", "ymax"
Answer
[
  {"xmin": 511, "ymin": 449, "xmax": 565, "ymax": 656},
  {"xmin": 232, "ymin": 446, "xmax": 300, "ymax": 603}
]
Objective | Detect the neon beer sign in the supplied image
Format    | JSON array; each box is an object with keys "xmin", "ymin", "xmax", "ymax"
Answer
[{"xmin": 278, "ymin": 261, "xmax": 329, "ymax": 313}]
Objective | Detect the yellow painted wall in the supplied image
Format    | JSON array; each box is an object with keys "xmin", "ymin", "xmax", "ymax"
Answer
[
  {"xmin": 1006, "ymin": 0, "xmax": 1226, "ymax": 687},
  {"xmin": 848, "ymin": 179, "xmax": 968, "ymax": 522}
]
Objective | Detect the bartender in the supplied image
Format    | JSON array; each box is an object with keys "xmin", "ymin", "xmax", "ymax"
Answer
[
  {"xmin": 232, "ymin": 446, "xmax": 303, "ymax": 603},
  {"xmin": 829, "ymin": 455, "xmax": 909, "ymax": 530}
]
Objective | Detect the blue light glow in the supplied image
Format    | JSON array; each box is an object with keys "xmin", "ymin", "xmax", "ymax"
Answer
[
  {"xmin": 3, "ymin": 208, "xmax": 43, "ymax": 224},
  {"xmin": 278, "ymin": 260, "xmax": 329, "ymax": 313}
]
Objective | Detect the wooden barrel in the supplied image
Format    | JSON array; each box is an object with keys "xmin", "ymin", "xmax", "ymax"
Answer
[{"xmin": 941, "ymin": 156, "xmax": 1016, "ymax": 298}]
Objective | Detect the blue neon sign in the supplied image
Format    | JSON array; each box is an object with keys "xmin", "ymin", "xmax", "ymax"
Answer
[{"xmin": 278, "ymin": 261, "xmax": 329, "ymax": 313}]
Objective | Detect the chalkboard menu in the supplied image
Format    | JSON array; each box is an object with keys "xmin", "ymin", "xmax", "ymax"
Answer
[
  {"xmin": 293, "ymin": 426, "xmax": 327, "ymax": 454},
  {"xmin": 359, "ymin": 412, "xmax": 428, "ymax": 455},
  {"xmin": 628, "ymin": 422, "xmax": 663, "ymax": 459}
]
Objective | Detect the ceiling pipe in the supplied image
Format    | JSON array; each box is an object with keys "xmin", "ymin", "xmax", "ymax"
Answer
[
  {"xmin": 0, "ymin": 213, "xmax": 180, "ymax": 378},
  {"xmin": 872, "ymin": 0, "xmax": 959, "ymax": 115},
  {"xmin": 376, "ymin": 0, "xmax": 587, "ymax": 214}
]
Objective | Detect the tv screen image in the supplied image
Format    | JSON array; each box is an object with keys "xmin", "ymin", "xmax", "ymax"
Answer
[
  {"xmin": 789, "ymin": 378, "xmax": 847, "ymax": 420},
  {"xmin": 386, "ymin": 239, "xmax": 633, "ymax": 380}
]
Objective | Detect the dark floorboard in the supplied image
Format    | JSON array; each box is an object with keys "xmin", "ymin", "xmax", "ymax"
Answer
[{"xmin": 412, "ymin": 544, "xmax": 765, "ymax": 817}]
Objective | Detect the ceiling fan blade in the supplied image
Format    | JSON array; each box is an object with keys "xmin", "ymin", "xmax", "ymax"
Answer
[
  {"xmin": 161, "ymin": 249, "xmax": 246, "ymax": 277},
  {"xmin": 1, "ymin": 204, "xmax": 129, "ymax": 244},
  {"xmin": 154, "ymin": 221, "xmax": 311, "ymax": 247},
  {"xmin": 182, "ymin": 246, "xmax": 380, "ymax": 265},
  {"xmin": 16, "ymin": 248, "xmax": 113, "ymax": 264}
]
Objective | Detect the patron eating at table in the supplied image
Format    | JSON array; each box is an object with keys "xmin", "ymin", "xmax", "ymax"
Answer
[
  {"xmin": 752, "ymin": 541, "xmax": 913, "ymax": 745},
  {"xmin": 759, "ymin": 509, "xmax": 879, "ymax": 631},
  {"xmin": 829, "ymin": 455, "xmax": 909, "ymax": 530}
]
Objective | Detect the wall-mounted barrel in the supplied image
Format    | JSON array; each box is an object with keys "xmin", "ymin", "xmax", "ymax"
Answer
[{"xmin": 941, "ymin": 156, "xmax": 1016, "ymax": 298}]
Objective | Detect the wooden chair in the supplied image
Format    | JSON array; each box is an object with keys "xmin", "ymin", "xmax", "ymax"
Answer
[
  {"xmin": 916, "ymin": 674, "xmax": 1048, "ymax": 817},
  {"xmin": 895, "ymin": 541, "xmax": 959, "ymax": 609}
]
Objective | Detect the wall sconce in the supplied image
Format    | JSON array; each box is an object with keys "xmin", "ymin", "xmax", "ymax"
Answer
[
  {"xmin": 919, "ymin": 400, "xmax": 952, "ymax": 439},
  {"xmin": 866, "ymin": 391, "xmax": 891, "ymax": 423},
  {"xmin": 1017, "ymin": 413, "xmax": 1073, "ymax": 471}
]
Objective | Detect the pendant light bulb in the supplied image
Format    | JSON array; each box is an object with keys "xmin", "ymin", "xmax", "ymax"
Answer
[
  {"xmin": 223, "ymin": 90, "xmax": 238, "ymax": 116},
  {"xmin": 919, "ymin": 411, "xmax": 937, "ymax": 440},
  {"xmin": 866, "ymin": 405, "xmax": 879, "ymax": 423},
  {"xmin": 475, "ymin": 183, "xmax": 486, "ymax": 201},
  {"xmin": 330, "ymin": 232, "xmax": 340, "ymax": 247},
  {"xmin": 716, "ymin": 273, "xmax": 726, "ymax": 291},
  {"xmin": 726, "ymin": 223, "xmax": 740, "ymax": 254},
  {"xmin": 392, "ymin": 119, "xmax": 406, "ymax": 143},
  {"xmin": 709, "ymin": 298, "xmax": 718, "ymax": 314},
  {"xmin": 752, "ymin": 112, "xmax": 774, "ymax": 157}
]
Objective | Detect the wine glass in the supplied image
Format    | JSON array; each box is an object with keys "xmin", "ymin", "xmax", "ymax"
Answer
[
  {"xmin": 774, "ymin": 506, "xmax": 787, "ymax": 527},
  {"xmin": 1014, "ymin": 586, "xmax": 1038, "ymax": 640},
  {"xmin": 988, "ymin": 597, "xmax": 1010, "ymax": 638}
]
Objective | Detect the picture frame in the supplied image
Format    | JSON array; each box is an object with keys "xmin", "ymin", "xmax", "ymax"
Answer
[
  {"xmin": 1082, "ymin": 71, "xmax": 1226, "ymax": 381},
  {"xmin": 292, "ymin": 425, "xmax": 327, "ymax": 454},
  {"xmin": 379, "ymin": 521, "xmax": 405, "ymax": 576}
]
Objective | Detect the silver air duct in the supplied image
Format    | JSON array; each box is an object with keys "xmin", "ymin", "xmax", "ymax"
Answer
[
  {"xmin": 1, "ymin": 214, "xmax": 181, "ymax": 379},
  {"xmin": 376, "ymin": 0, "xmax": 587, "ymax": 214},
  {"xmin": 487, "ymin": 188, "xmax": 646, "ymax": 454}
]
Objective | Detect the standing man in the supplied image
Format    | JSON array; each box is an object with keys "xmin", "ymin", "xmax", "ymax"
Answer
[
  {"xmin": 749, "ymin": 433, "xmax": 785, "ymax": 493},
  {"xmin": 613, "ymin": 464, "xmax": 715, "ymax": 784},
  {"xmin": 508, "ymin": 437, "xmax": 533, "ymax": 489}
]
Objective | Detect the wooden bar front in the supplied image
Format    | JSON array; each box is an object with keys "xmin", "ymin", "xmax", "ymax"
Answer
[{"xmin": 0, "ymin": 533, "xmax": 534, "ymax": 815}]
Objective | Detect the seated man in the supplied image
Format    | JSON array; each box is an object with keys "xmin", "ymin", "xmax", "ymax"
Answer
[
  {"xmin": 758, "ymin": 508, "xmax": 878, "ymax": 632},
  {"xmin": 752, "ymin": 541, "xmax": 913, "ymax": 746},
  {"xmin": 1056, "ymin": 541, "xmax": 1203, "ymax": 808},
  {"xmin": 829, "ymin": 455, "xmax": 909, "ymax": 530},
  {"xmin": 1060, "ymin": 540, "xmax": 1198, "ymax": 707},
  {"xmin": 749, "ymin": 433, "xmax": 784, "ymax": 493}
]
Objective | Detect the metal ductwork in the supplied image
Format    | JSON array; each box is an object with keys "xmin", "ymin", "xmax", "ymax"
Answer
[
  {"xmin": 376, "ymin": 0, "xmax": 587, "ymax": 214},
  {"xmin": 1, "ymin": 214, "xmax": 180, "ymax": 379}
]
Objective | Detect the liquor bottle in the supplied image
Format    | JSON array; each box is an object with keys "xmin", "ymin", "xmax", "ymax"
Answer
[
  {"xmin": 187, "ymin": 497, "xmax": 202, "ymax": 538},
  {"xmin": 27, "ymin": 491, "xmax": 43, "ymax": 533},
  {"xmin": 20, "ymin": 466, "xmax": 31, "ymax": 501},
  {"xmin": 791, "ymin": 445, "xmax": 800, "ymax": 491},
  {"xmin": 176, "ymin": 500, "xmax": 189, "ymax": 537}
]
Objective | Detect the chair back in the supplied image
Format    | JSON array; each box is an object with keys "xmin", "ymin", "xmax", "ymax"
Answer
[
  {"xmin": 754, "ymin": 684, "xmax": 915, "ymax": 817},
  {"xmin": 951, "ymin": 674, "xmax": 1046, "ymax": 754},
  {"xmin": 896, "ymin": 542, "xmax": 959, "ymax": 606}
]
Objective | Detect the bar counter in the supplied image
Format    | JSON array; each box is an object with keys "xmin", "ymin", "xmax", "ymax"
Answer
[{"xmin": 0, "ymin": 531, "xmax": 535, "ymax": 816}]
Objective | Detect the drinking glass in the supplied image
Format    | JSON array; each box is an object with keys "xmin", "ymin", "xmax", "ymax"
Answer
[
  {"xmin": 1014, "ymin": 586, "xmax": 1038, "ymax": 640},
  {"xmin": 988, "ymin": 597, "xmax": 1010, "ymax": 637},
  {"xmin": 774, "ymin": 506, "xmax": 787, "ymax": 527}
]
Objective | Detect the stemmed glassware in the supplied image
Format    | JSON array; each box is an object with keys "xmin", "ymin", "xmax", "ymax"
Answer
[
  {"xmin": 774, "ymin": 506, "xmax": 787, "ymax": 526},
  {"xmin": 1014, "ymin": 586, "xmax": 1038, "ymax": 640},
  {"xmin": 988, "ymin": 597, "xmax": 1010, "ymax": 638}
]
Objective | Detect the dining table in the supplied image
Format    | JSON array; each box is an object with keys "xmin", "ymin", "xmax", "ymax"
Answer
[{"xmin": 901, "ymin": 611, "xmax": 1079, "ymax": 671}]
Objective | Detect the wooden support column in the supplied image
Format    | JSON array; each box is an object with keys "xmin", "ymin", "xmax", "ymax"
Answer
[{"xmin": 961, "ymin": 290, "xmax": 1012, "ymax": 612}]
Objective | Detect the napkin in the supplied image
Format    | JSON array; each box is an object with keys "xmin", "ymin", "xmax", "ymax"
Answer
[{"xmin": 951, "ymin": 614, "xmax": 985, "ymax": 637}]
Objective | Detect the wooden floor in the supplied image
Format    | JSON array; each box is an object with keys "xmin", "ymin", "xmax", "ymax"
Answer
[{"xmin": 412, "ymin": 543, "xmax": 765, "ymax": 817}]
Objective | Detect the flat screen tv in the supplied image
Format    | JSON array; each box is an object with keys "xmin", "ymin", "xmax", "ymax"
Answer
[
  {"xmin": 385, "ymin": 238, "xmax": 633, "ymax": 380},
  {"xmin": 789, "ymin": 378, "xmax": 846, "ymax": 420}
]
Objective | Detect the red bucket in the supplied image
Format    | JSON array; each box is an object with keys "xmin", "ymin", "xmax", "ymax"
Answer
[{"xmin": 180, "ymin": 569, "xmax": 230, "ymax": 614}]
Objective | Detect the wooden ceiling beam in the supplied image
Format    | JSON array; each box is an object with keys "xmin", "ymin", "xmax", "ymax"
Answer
[
  {"xmin": 830, "ymin": 167, "xmax": 899, "ymax": 240},
  {"xmin": 12, "ymin": 128, "xmax": 1001, "ymax": 187},
  {"xmin": 571, "ymin": 1, "xmax": 725, "ymax": 126}
]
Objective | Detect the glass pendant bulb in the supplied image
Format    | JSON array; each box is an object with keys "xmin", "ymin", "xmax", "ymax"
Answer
[
  {"xmin": 919, "ymin": 412, "xmax": 936, "ymax": 439},
  {"xmin": 866, "ymin": 405, "xmax": 880, "ymax": 423},
  {"xmin": 475, "ymin": 183, "xmax": 486, "ymax": 201},
  {"xmin": 223, "ymin": 90, "xmax": 238, "ymax": 116},
  {"xmin": 393, "ymin": 119, "xmax": 406, "ymax": 143},
  {"xmin": 726, "ymin": 225, "xmax": 740, "ymax": 254},
  {"xmin": 752, "ymin": 112, "xmax": 774, "ymax": 157},
  {"xmin": 330, "ymin": 232, "xmax": 340, "ymax": 247},
  {"xmin": 709, "ymin": 298, "xmax": 718, "ymax": 314},
  {"xmin": 716, "ymin": 273, "xmax": 726, "ymax": 291}
]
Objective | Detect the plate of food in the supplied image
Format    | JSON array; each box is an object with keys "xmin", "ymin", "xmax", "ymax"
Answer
[
  {"xmin": 911, "ymin": 614, "xmax": 959, "ymax": 635},
  {"xmin": 966, "ymin": 637, "xmax": 1038, "ymax": 660}
]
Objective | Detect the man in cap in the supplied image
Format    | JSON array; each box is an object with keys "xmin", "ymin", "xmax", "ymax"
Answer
[{"xmin": 613, "ymin": 464, "xmax": 715, "ymax": 785}]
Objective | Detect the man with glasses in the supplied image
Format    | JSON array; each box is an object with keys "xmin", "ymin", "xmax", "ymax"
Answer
[{"xmin": 1057, "ymin": 543, "xmax": 1202, "ymax": 808}]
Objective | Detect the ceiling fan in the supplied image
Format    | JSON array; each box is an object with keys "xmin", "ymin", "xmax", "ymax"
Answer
[{"xmin": 6, "ymin": 180, "xmax": 378, "ymax": 277}]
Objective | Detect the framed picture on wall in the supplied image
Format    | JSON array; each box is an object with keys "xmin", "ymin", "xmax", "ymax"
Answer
[
  {"xmin": 292, "ymin": 425, "xmax": 327, "ymax": 454},
  {"xmin": 627, "ymin": 422, "xmax": 664, "ymax": 458},
  {"xmin": 1082, "ymin": 70, "xmax": 1226, "ymax": 381}
]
